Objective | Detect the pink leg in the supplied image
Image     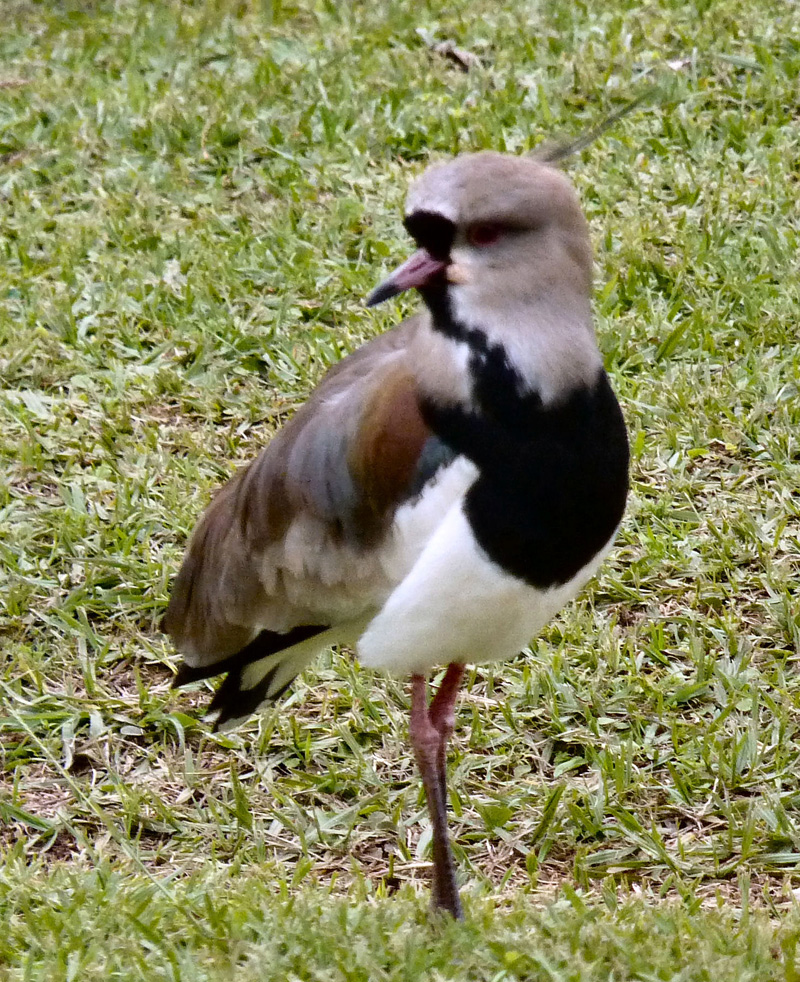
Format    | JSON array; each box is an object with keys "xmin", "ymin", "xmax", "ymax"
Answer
[
  {"xmin": 409, "ymin": 663, "xmax": 465, "ymax": 919},
  {"xmin": 429, "ymin": 662, "xmax": 465, "ymax": 739}
]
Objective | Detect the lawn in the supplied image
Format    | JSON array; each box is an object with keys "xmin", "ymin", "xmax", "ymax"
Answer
[{"xmin": 1, "ymin": 0, "xmax": 800, "ymax": 978}]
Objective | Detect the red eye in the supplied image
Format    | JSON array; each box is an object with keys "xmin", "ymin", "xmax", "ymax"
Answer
[{"xmin": 466, "ymin": 223, "xmax": 503, "ymax": 248}]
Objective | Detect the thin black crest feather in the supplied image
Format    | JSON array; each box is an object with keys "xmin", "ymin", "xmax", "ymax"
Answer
[{"xmin": 532, "ymin": 90, "xmax": 656, "ymax": 164}]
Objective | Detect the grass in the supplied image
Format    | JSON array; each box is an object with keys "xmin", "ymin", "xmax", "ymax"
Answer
[{"xmin": 1, "ymin": 0, "xmax": 800, "ymax": 977}]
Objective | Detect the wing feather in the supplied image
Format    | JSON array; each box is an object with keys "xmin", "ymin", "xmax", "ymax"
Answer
[{"xmin": 162, "ymin": 316, "xmax": 434, "ymax": 676}]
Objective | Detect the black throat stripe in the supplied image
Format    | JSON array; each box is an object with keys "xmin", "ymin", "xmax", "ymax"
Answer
[{"xmin": 420, "ymin": 291, "xmax": 630, "ymax": 588}]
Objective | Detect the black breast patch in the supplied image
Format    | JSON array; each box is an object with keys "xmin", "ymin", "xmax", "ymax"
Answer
[{"xmin": 420, "ymin": 293, "xmax": 629, "ymax": 588}]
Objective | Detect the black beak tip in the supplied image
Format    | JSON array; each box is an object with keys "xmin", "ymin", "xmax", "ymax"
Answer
[{"xmin": 365, "ymin": 281, "xmax": 400, "ymax": 308}]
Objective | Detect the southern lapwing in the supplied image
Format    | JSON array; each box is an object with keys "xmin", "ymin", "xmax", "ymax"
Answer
[{"xmin": 162, "ymin": 151, "xmax": 629, "ymax": 919}]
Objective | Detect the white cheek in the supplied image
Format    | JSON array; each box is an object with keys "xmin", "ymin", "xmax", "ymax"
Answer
[
  {"xmin": 411, "ymin": 322, "xmax": 475, "ymax": 406},
  {"xmin": 446, "ymin": 248, "xmax": 498, "ymax": 311}
]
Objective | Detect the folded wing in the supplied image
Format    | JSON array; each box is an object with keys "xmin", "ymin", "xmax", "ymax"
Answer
[{"xmin": 162, "ymin": 316, "xmax": 443, "ymax": 719}]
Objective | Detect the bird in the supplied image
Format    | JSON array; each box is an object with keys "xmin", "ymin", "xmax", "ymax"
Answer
[{"xmin": 161, "ymin": 149, "xmax": 630, "ymax": 920}]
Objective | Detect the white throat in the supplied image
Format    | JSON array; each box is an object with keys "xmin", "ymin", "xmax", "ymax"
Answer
[{"xmin": 449, "ymin": 282, "xmax": 602, "ymax": 406}]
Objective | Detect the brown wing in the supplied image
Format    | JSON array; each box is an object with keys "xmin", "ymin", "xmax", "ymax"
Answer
[{"xmin": 162, "ymin": 315, "xmax": 433, "ymax": 669}]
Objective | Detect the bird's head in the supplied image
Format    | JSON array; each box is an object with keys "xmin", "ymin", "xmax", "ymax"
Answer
[{"xmin": 366, "ymin": 152, "xmax": 592, "ymax": 319}]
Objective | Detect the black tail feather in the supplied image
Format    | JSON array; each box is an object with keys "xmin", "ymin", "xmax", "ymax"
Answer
[
  {"xmin": 208, "ymin": 663, "xmax": 297, "ymax": 731},
  {"xmin": 171, "ymin": 624, "xmax": 328, "ymax": 688}
]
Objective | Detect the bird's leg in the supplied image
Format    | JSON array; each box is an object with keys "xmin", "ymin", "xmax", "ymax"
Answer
[
  {"xmin": 409, "ymin": 664, "xmax": 465, "ymax": 920},
  {"xmin": 429, "ymin": 663, "xmax": 466, "ymax": 915},
  {"xmin": 428, "ymin": 661, "xmax": 465, "ymax": 765}
]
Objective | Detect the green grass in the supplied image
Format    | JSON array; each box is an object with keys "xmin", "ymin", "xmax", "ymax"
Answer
[
  {"xmin": 2, "ymin": 0, "xmax": 800, "ymax": 978},
  {"xmin": 1, "ymin": 865, "xmax": 796, "ymax": 982}
]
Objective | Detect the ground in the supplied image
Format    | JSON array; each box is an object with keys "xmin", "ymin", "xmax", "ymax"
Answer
[{"xmin": 1, "ymin": 0, "xmax": 800, "ymax": 979}]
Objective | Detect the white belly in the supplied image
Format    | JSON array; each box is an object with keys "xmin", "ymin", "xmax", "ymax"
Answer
[
  {"xmin": 381, "ymin": 455, "xmax": 479, "ymax": 585},
  {"xmin": 358, "ymin": 503, "xmax": 617, "ymax": 676}
]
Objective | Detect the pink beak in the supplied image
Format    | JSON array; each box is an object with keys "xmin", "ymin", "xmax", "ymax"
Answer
[{"xmin": 366, "ymin": 249, "xmax": 448, "ymax": 307}]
